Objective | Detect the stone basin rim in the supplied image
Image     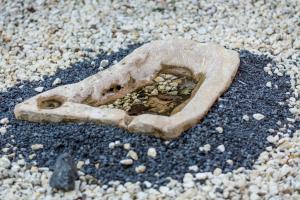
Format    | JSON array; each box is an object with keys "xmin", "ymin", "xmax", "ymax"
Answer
[{"xmin": 14, "ymin": 39, "xmax": 240, "ymax": 139}]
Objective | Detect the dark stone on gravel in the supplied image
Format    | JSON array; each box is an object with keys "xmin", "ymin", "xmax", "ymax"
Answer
[
  {"xmin": 49, "ymin": 153, "xmax": 78, "ymax": 191},
  {"xmin": 0, "ymin": 44, "xmax": 298, "ymax": 186}
]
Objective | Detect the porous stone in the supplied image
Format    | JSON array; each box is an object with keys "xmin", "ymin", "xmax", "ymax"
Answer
[{"xmin": 14, "ymin": 39, "xmax": 239, "ymax": 139}]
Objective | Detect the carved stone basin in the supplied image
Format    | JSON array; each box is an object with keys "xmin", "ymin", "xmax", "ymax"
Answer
[{"xmin": 14, "ymin": 39, "xmax": 240, "ymax": 139}]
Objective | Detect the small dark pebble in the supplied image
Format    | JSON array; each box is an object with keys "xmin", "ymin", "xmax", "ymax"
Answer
[{"xmin": 49, "ymin": 153, "xmax": 78, "ymax": 191}]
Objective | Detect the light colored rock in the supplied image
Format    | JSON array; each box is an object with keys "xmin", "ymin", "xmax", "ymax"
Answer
[
  {"xmin": 52, "ymin": 78, "xmax": 62, "ymax": 86},
  {"xmin": 199, "ymin": 144, "xmax": 211, "ymax": 153},
  {"xmin": 108, "ymin": 142, "xmax": 115, "ymax": 149},
  {"xmin": 127, "ymin": 150, "xmax": 138, "ymax": 160},
  {"xmin": 0, "ymin": 118, "xmax": 9, "ymax": 125},
  {"xmin": 34, "ymin": 87, "xmax": 44, "ymax": 93},
  {"xmin": 123, "ymin": 143, "xmax": 131, "ymax": 150},
  {"xmin": 188, "ymin": 165, "xmax": 199, "ymax": 172},
  {"xmin": 14, "ymin": 40, "xmax": 239, "ymax": 139},
  {"xmin": 120, "ymin": 159, "xmax": 133, "ymax": 166},
  {"xmin": 253, "ymin": 113, "xmax": 265, "ymax": 120},
  {"xmin": 135, "ymin": 165, "xmax": 146, "ymax": 173},
  {"xmin": 31, "ymin": 144, "xmax": 44, "ymax": 150},
  {"xmin": 195, "ymin": 173, "xmax": 208, "ymax": 180},
  {"xmin": 217, "ymin": 144, "xmax": 225, "ymax": 152},
  {"xmin": 0, "ymin": 127, "xmax": 7, "ymax": 135},
  {"xmin": 213, "ymin": 168, "xmax": 222, "ymax": 176},
  {"xmin": 0, "ymin": 156, "xmax": 11, "ymax": 169},
  {"xmin": 215, "ymin": 127, "xmax": 223, "ymax": 133},
  {"xmin": 242, "ymin": 114, "xmax": 250, "ymax": 121},
  {"xmin": 293, "ymin": 39, "xmax": 300, "ymax": 49},
  {"xmin": 147, "ymin": 148, "xmax": 157, "ymax": 158},
  {"xmin": 100, "ymin": 60, "xmax": 109, "ymax": 69},
  {"xmin": 77, "ymin": 161, "xmax": 84, "ymax": 169}
]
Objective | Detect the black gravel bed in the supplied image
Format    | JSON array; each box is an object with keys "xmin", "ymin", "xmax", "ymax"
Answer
[{"xmin": 0, "ymin": 46, "xmax": 296, "ymax": 186}]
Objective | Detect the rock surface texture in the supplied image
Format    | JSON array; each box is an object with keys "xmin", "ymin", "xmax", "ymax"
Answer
[
  {"xmin": 49, "ymin": 153, "xmax": 78, "ymax": 191},
  {"xmin": 14, "ymin": 40, "xmax": 239, "ymax": 139}
]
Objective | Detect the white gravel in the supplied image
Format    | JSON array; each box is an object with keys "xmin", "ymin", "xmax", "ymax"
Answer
[
  {"xmin": 253, "ymin": 113, "xmax": 266, "ymax": 121},
  {"xmin": 147, "ymin": 147, "xmax": 157, "ymax": 158},
  {"xmin": 215, "ymin": 127, "xmax": 224, "ymax": 134},
  {"xmin": 34, "ymin": 86, "xmax": 44, "ymax": 93},
  {"xmin": 1, "ymin": 0, "xmax": 300, "ymax": 199},
  {"xmin": 127, "ymin": 150, "xmax": 139, "ymax": 161},
  {"xmin": 120, "ymin": 159, "xmax": 133, "ymax": 166}
]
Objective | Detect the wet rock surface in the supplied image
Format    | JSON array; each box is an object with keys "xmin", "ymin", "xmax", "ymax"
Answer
[
  {"xmin": 49, "ymin": 153, "xmax": 78, "ymax": 191},
  {"xmin": 0, "ymin": 46, "xmax": 297, "ymax": 186}
]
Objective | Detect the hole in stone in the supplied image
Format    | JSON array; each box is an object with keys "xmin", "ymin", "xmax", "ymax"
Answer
[
  {"xmin": 106, "ymin": 84, "xmax": 123, "ymax": 94},
  {"xmin": 37, "ymin": 96, "xmax": 64, "ymax": 109},
  {"xmin": 97, "ymin": 66, "xmax": 205, "ymax": 116}
]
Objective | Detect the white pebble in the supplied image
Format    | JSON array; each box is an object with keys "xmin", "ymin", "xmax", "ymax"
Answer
[
  {"xmin": 143, "ymin": 181, "xmax": 152, "ymax": 188},
  {"xmin": 267, "ymin": 135, "xmax": 279, "ymax": 144},
  {"xmin": 266, "ymin": 81, "xmax": 272, "ymax": 88},
  {"xmin": 135, "ymin": 165, "xmax": 146, "ymax": 173},
  {"xmin": 52, "ymin": 78, "xmax": 62, "ymax": 86},
  {"xmin": 123, "ymin": 143, "xmax": 131, "ymax": 150},
  {"xmin": 0, "ymin": 127, "xmax": 7, "ymax": 135},
  {"xmin": 293, "ymin": 39, "xmax": 300, "ymax": 49},
  {"xmin": 195, "ymin": 173, "xmax": 208, "ymax": 180},
  {"xmin": 100, "ymin": 59, "xmax": 109, "ymax": 68},
  {"xmin": 253, "ymin": 113, "xmax": 265, "ymax": 120},
  {"xmin": 127, "ymin": 150, "xmax": 138, "ymax": 160},
  {"xmin": 34, "ymin": 87, "xmax": 44, "ymax": 93},
  {"xmin": 77, "ymin": 161, "xmax": 84, "ymax": 169},
  {"xmin": 188, "ymin": 165, "xmax": 199, "ymax": 172},
  {"xmin": 147, "ymin": 147, "xmax": 157, "ymax": 158},
  {"xmin": 0, "ymin": 156, "xmax": 11, "ymax": 169},
  {"xmin": 31, "ymin": 144, "xmax": 44, "ymax": 150},
  {"xmin": 213, "ymin": 168, "xmax": 222, "ymax": 176},
  {"xmin": 217, "ymin": 144, "xmax": 225, "ymax": 152},
  {"xmin": 226, "ymin": 159, "xmax": 234, "ymax": 165},
  {"xmin": 215, "ymin": 127, "xmax": 223, "ymax": 133},
  {"xmin": 108, "ymin": 142, "xmax": 115, "ymax": 149},
  {"xmin": 199, "ymin": 144, "xmax": 211, "ymax": 153},
  {"xmin": 265, "ymin": 27, "xmax": 274, "ymax": 35},
  {"xmin": 114, "ymin": 140, "xmax": 121, "ymax": 147},
  {"xmin": 0, "ymin": 118, "xmax": 9, "ymax": 125},
  {"xmin": 242, "ymin": 115, "xmax": 250, "ymax": 121},
  {"xmin": 120, "ymin": 159, "xmax": 133, "ymax": 166}
]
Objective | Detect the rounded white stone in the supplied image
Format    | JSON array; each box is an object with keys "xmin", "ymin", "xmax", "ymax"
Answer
[
  {"xmin": 120, "ymin": 159, "xmax": 133, "ymax": 166},
  {"xmin": 147, "ymin": 148, "xmax": 157, "ymax": 158}
]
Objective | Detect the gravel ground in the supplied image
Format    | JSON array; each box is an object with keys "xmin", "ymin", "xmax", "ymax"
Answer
[{"xmin": 1, "ymin": 0, "xmax": 300, "ymax": 199}]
